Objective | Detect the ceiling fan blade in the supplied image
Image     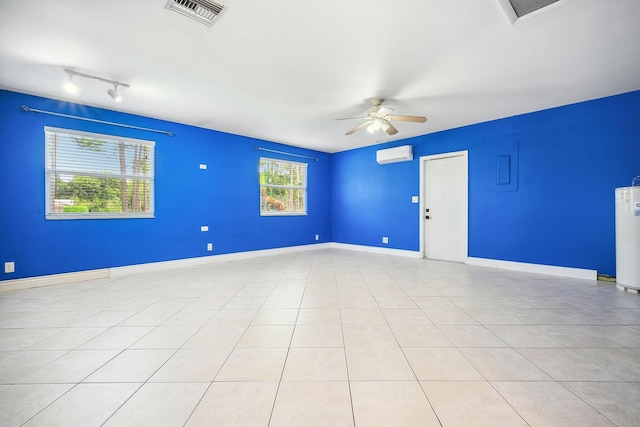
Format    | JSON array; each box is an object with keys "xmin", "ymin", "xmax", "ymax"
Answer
[
  {"xmin": 382, "ymin": 120, "xmax": 398, "ymax": 135},
  {"xmin": 345, "ymin": 120, "xmax": 372, "ymax": 135},
  {"xmin": 388, "ymin": 115, "xmax": 427, "ymax": 123}
]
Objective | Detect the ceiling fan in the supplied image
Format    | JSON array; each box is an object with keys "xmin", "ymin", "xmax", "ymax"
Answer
[{"xmin": 337, "ymin": 98, "xmax": 427, "ymax": 136}]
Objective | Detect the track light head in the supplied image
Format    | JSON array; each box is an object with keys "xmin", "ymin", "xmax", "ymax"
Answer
[
  {"xmin": 63, "ymin": 72, "xmax": 78, "ymax": 94},
  {"xmin": 63, "ymin": 69, "xmax": 129, "ymax": 102},
  {"xmin": 107, "ymin": 85, "xmax": 122, "ymax": 102}
]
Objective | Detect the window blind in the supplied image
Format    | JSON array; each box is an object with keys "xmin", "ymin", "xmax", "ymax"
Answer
[
  {"xmin": 45, "ymin": 127, "xmax": 155, "ymax": 219},
  {"xmin": 259, "ymin": 157, "xmax": 307, "ymax": 215}
]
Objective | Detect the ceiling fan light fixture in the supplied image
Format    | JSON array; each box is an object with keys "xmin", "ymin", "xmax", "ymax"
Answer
[
  {"xmin": 367, "ymin": 118, "xmax": 383, "ymax": 133},
  {"xmin": 337, "ymin": 98, "xmax": 427, "ymax": 137}
]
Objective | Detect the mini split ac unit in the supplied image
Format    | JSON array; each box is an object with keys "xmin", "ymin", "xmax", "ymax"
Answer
[{"xmin": 376, "ymin": 145, "xmax": 413, "ymax": 164}]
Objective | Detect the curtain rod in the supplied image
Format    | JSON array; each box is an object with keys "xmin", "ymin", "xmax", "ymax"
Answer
[
  {"xmin": 255, "ymin": 146, "xmax": 318, "ymax": 161},
  {"xmin": 21, "ymin": 105, "xmax": 174, "ymax": 137}
]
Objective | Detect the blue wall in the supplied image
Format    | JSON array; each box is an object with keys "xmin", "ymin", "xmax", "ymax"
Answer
[
  {"xmin": 2, "ymin": 90, "xmax": 638, "ymax": 280},
  {"xmin": 331, "ymin": 90, "xmax": 640, "ymax": 276},
  {"xmin": 0, "ymin": 91, "xmax": 331, "ymax": 280}
]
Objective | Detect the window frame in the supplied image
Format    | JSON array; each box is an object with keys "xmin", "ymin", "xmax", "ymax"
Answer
[
  {"xmin": 259, "ymin": 157, "xmax": 308, "ymax": 216},
  {"xmin": 44, "ymin": 126, "xmax": 155, "ymax": 220}
]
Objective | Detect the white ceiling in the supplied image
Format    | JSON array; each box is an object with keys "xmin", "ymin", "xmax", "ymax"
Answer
[{"xmin": 1, "ymin": 0, "xmax": 639, "ymax": 153}]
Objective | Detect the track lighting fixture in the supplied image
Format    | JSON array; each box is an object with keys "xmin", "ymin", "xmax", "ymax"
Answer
[
  {"xmin": 63, "ymin": 71, "xmax": 78, "ymax": 94},
  {"xmin": 107, "ymin": 84, "xmax": 122, "ymax": 102},
  {"xmin": 63, "ymin": 69, "xmax": 130, "ymax": 102}
]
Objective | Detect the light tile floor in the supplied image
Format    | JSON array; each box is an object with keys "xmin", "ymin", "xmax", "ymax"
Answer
[{"xmin": 1, "ymin": 249, "xmax": 640, "ymax": 426}]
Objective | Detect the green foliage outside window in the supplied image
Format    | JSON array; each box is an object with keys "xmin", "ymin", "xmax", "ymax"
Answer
[
  {"xmin": 46, "ymin": 127, "xmax": 154, "ymax": 219},
  {"xmin": 259, "ymin": 158, "xmax": 307, "ymax": 215},
  {"xmin": 63, "ymin": 205, "xmax": 89, "ymax": 213}
]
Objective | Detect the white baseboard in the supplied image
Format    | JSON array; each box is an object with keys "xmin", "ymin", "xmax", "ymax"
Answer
[
  {"xmin": 0, "ymin": 269, "xmax": 110, "ymax": 292},
  {"xmin": 466, "ymin": 257, "xmax": 597, "ymax": 280},
  {"xmin": 0, "ymin": 244, "xmax": 334, "ymax": 291},
  {"xmin": 330, "ymin": 243, "xmax": 422, "ymax": 258},
  {"xmin": 1, "ymin": 245, "xmax": 598, "ymax": 292},
  {"xmin": 110, "ymin": 243, "xmax": 333, "ymax": 277}
]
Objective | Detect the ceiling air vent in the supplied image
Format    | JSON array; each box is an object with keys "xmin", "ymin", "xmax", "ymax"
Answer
[
  {"xmin": 496, "ymin": 0, "xmax": 560, "ymax": 23},
  {"xmin": 165, "ymin": 0, "xmax": 227, "ymax": 27},
  {"xmin": 509, "ymin": 0, "xmax": 559, "ymax": 17}
]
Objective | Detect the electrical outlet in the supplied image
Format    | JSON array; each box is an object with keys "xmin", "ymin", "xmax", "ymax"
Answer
[
  {"xmin": 315, "ymin": 234, "xmax": 319, "ymax": 241},
  {"xmin": 411, "ymin": 196, "xmax": 419, "ymax": 203},
  {"xmin": 382, "ymin": 237, "xmax": 389, "ymax": 244},
  {"xmin": 4, "ymin": 262, "xmax": 15, "ymax": 273},
  {"xmin": 207, "ymin": 243, "xmax": 213, "ymax": 251},
  {"xmin": 201, "ymin": 226, "xmax": 209, "ymax": 232},
  {"xmin": 199, "ymin": 164, "xmax": 207, "ymax": 170}
]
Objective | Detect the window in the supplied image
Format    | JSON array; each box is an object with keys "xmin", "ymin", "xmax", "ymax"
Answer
[
  {"xmin": 45, "ymin": 127, "xmax": 155, "ymax": 219},
  {"xmin": 259, "ymin": 157, "xmax": 307, "ymax": 215}
]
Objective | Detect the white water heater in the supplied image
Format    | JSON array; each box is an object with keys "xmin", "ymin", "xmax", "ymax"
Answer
[{"xmin": 615, "ymin": 185, "xmax": 640, "ymax": 291}]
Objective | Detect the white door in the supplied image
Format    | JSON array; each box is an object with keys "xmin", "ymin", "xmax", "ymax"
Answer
[{"xmin": 421, "ymin": 151, "xmax": 468, "ymax": 262}]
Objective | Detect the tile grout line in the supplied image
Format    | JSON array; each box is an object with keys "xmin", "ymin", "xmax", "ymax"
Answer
[
  {"xmin": 265, "ymin": 251, "xmax": 310, "ymax": 427},
  {"xmin": 378, "ymin": 272, "xmax": 446, "ymax": 427}
]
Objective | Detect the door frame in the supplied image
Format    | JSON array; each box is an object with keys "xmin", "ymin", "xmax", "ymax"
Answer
[{"xmin": 419, "ymin": 150, "xmax": 469, "ymax": 259}]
